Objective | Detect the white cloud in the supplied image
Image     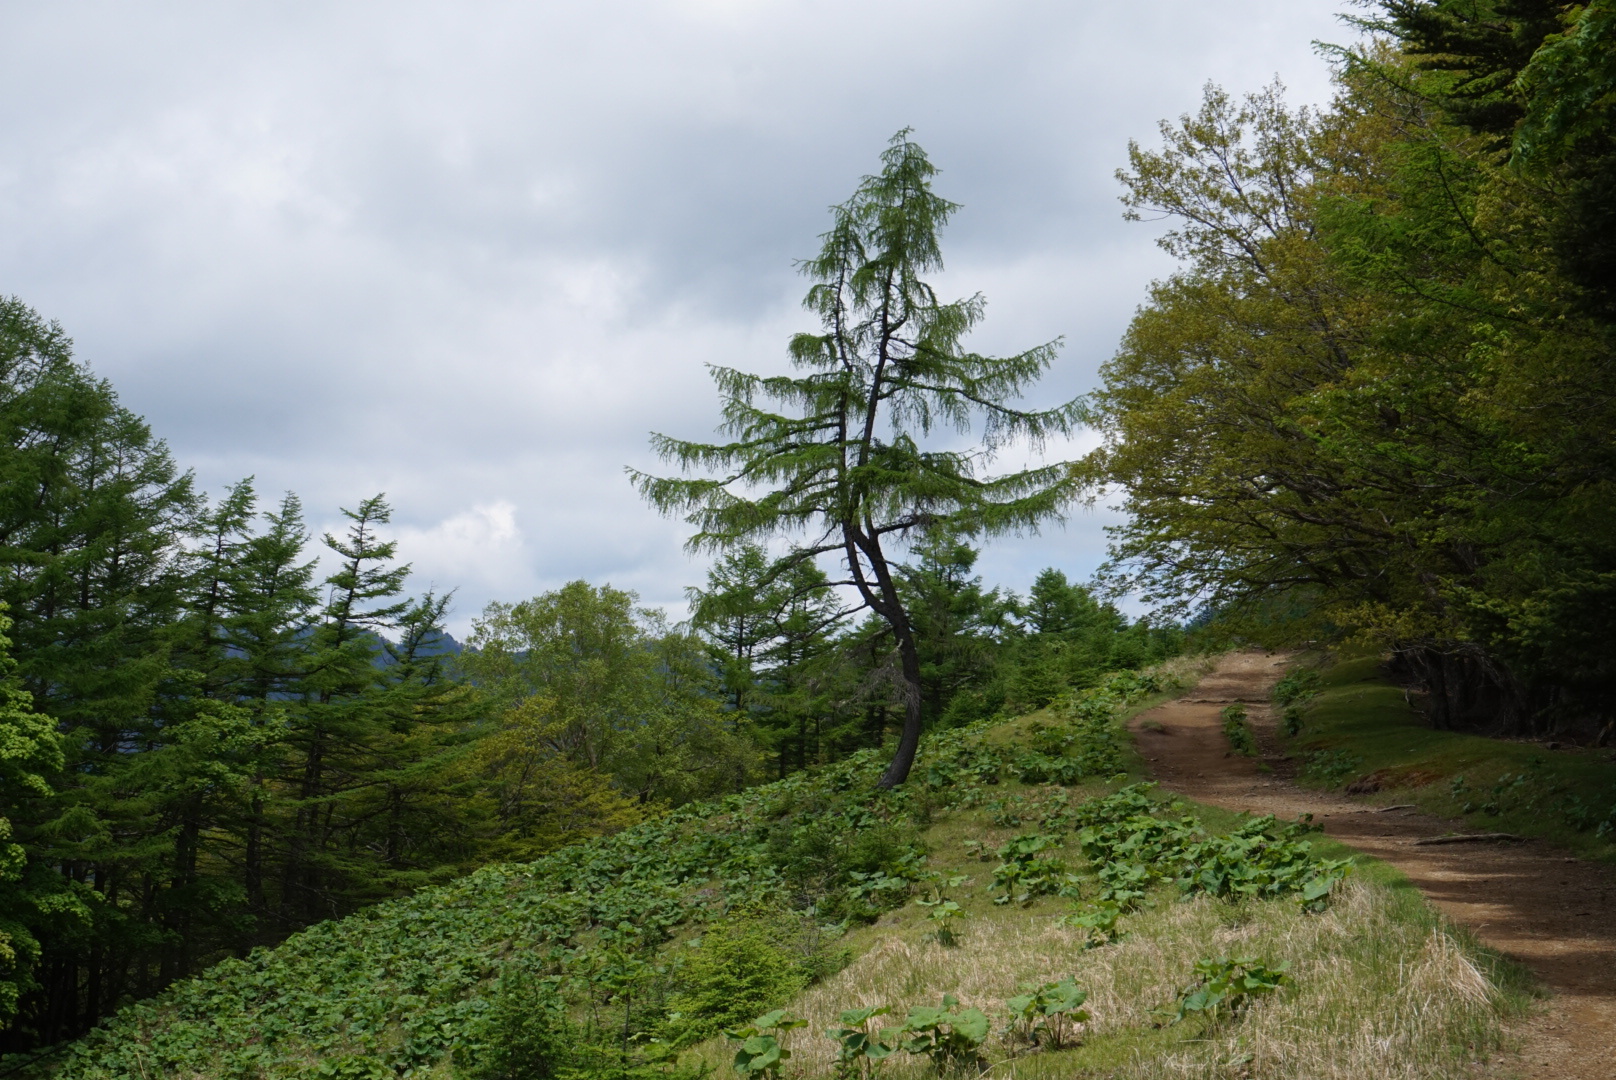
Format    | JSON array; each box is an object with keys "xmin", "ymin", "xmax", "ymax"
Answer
[
  {"xmin": 0, "ymin": 0, "xmax": 1357, "ymax": 632},
  {"xmin": 394, "ymin": 501, "xmax": 523, "ymax": 602}
]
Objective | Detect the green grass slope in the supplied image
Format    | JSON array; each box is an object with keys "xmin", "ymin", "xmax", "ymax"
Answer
[
  {"xmin": 12, "ymin": 660, "xmax": 1528, "ymax": 1080},
  {"xmin": 1279, "ymin": 655, "xmax": 1616, "ymax": 861}
]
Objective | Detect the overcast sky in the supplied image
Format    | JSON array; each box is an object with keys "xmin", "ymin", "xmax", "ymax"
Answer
[{"xmin": 0, "ymin": 1, "xmax": 1351, "ymax": 634}]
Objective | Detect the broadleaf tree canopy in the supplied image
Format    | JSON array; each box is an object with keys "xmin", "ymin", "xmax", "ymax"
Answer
[{"xmin": 633, "ymin": 131, "xmax": 1083, "ymax": 787}]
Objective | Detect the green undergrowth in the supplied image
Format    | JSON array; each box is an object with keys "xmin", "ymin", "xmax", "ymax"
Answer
[
  {"xmin": 686, "ymin": 753, "xmax": 1530, "ymax": 1080},
  {"xmin": 1278, "ymin": 655, "xmax": 1616, "ymax": 862},
  {"xmin": 8, "ymin": 670, "xmax": 1181, "ymax": 1080},
  {"xmin": 14, "ymin": 656, "xmax": 1529, "ymax": 1080}
]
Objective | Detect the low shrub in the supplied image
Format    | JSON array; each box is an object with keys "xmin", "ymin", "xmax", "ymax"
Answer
[
  {"xmin": 458, "ymin": 966, "xmax": 573, "ymax": 1080},
  {"xmin": 1059, "ymin": 901, "xmax": 1123, "ymax": 947},
  {"xmin": 1222, "ymin": 704, "xmax": 1257, "ymax": 756},
  {"xmin": 665, "ymin": 917, "xmax": 841, "ymax": 1046},
  {"xmin": 726, "ymin": 1010, "xmax": 806, "ymax": 1080},
  {"xmin": 1272, "ymin": 670, "xmax": 1322, "ymax": 707},
  {"xmin": 989, "ymin": 833, "xmax": 1069, "ymax": 906},
  {"xmin": 1071, "ymin": 786, "xmax": 1351, "ymax": 912},
  {"xmin": 825, "ymin": 1006, "xmax": 896, "ymax": 1080}
]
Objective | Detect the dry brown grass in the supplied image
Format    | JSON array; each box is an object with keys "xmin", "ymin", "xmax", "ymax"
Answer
[
  {"xmin": 1142, "ymin": 655, "xmax": 1218, "ymax": 696},
  {"xmin": 686, "ymin": 878, "xmax": 1519, "ymax": 1080}
]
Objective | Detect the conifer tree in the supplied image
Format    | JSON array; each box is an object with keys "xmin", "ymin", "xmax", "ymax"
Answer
[
  {"xmin": 687, "ymin": 545, "xmax": 784, "ymax": 719},
  {"xmin": 223, "ymin": 491, "xmax": 320, "ymax": 926},
  {"xmin": 897, "ymin": 535, "xmax": 1013, "ymax": 726},
  {"xmin": 635, "ymin": 132, "xmax": 1083, "ymax": 787},
  {"xmin": 0, "ymin": 296, "xmax": 198, "ymax": 1037},
  {"xmin": 280, "ymin": 496, "xmax": 410, "ymax": 922}
]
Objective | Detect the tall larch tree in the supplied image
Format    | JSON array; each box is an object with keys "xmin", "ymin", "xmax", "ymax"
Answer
[{"xmin": 634, "ymin": 131, "xmax": 1083, "ymax": 787}]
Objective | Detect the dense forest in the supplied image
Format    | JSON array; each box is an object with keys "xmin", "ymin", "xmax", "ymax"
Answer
[{"xmin": 1, "ymin": 0, "xmax": 1613, "ymax": 1065}]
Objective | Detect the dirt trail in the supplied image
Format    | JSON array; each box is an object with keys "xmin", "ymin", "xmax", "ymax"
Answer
[{"xmin": 1131, "ymin": 652, "xmax": 1616, "ymax": 1075}]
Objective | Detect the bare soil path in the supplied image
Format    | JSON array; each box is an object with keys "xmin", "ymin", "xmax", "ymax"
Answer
[{"xmin": 1131, "ymin": 652, "xmax": 1616, "ymax": 1076}]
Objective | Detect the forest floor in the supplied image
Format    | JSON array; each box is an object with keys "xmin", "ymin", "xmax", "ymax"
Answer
[{"xmin": 1131, "ymin": 652, "xmax": 1616, "ymax": 1078}]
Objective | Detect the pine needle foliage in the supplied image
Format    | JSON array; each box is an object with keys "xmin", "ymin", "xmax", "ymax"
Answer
[{"xmin": 633, "ymin": 131, "xmax": 1083, "ymax": 787}]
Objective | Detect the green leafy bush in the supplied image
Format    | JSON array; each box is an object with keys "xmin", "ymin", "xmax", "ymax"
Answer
[
  {"xmin": 665, "ymin": 918, "xmax": 835, "ymax": 1046},
  {"xmin": 1163, "ymin": 957, "xmax": 1290, "ymax": 1030},
  {"xmin": 917, "ymin": 898, "xmax": 966, "ymax": 946},
  {"xmin": 1174, "ymin": 817, "xmax": 1353, "ymax": 912},
  {"xmin": 1272, "ymin": 670, "xmax": 1321, "ymax": 707},
  {"xmin": 1071, "ymin": 786, "xmax": 1351, "ymax": 912},
  {"xmin": 1273, "ymin": 670, "xmax": 1321, "ymax": 736},
  {"xmin": 1059, "ymin": 902, "xmax": 1123, "ymax": 947},
  {"xmin": 458, "ymin": 967, "xmax": 572, "ymax": 1080},
  {"xmin": 1010, "ymin": 751, "xmax": 1085, "ymax": 786},
  {"xmin": 1558, "ymin": 787, "xmax": 1616, "ymax": 835},
  {"xmin": 1101, "ymin": 669, "xmax": 1165, "ymax": 702},
  {"xmin": 989, "ymin": 833, "xmax": 1069, "ymax": 906},
  {"xmin": 923, "ymin": 745, "xmax": 1004, "ymax": 792},
  {"xmin": 1024, "ymin": 721, "xmax": 1071, "ymax": 757},
  {"xmin": 766, "ymin": 812, "xmax": 925, "ymax": 921},
  {"xmin": 315, "ymin": 1056, "xmax": 395, "ymax": 1079},
  {"xmin": 1003, "ymin": 978, "xmax": 1089, "ymax": 1049},
  {"xmin": 1050, "ymin": 689, "xmax": 1127, "ymax": 776},
  {"xmin": 1094, "ymin": 859, "xmax": 1151, "ymax": 910},
  {"xmin": 895, "ymin": 995, "xmax": 990, "ymax": 1074}
]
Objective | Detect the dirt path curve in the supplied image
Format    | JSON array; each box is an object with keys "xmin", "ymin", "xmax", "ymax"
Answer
[{"xmin": 1131, "ymin": 652, "xmax": 1616, "ymax": 1075}]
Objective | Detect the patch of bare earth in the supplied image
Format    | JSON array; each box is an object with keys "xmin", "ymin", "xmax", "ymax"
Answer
[{"xmin": 1131, "ymin": 652, "xmax": 1616, "ymax": 1078}]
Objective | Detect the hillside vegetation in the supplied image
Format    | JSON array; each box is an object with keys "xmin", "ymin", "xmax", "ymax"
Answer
[
  {"xmin": 13, "ymin": 660, "xmax": 1526, "ymax": 1080},
  {"xmin": 0, "ymin": 287, "xmax": 1172, "ymax": 1049}
]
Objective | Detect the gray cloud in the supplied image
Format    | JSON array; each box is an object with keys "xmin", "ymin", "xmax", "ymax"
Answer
[{"xmin": 0, "ymin": 0, "xmax": 1351, "ymax": 630}]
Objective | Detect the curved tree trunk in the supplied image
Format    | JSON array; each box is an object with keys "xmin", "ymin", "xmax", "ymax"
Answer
[{"xmin": 877, "ymin": 624, "xmax": 924, "ymax": 789}]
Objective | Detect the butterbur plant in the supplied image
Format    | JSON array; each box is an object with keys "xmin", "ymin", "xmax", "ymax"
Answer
[
  {"xmin": 918, "ymin": 898, "xmax": 966, "ymax": 946},
  {"xmin": 1004, "ymin": 978, "xmax": 1089, "ymax": 1049},
  {"xmin": 990, "ymin": 833, "xmax": 1067, "ymax": 906},
  {"xmin": 1059, "ymin": 901, "xmax": 1123, "ymax": 948},
  {"xmin": 917, "ymin": 873, "xmax": 970, "ymax": 945},
  {"xmin": 1095, "ymin": 859, "xmax": 1150, "ymax": 910},
  {"xmin": 898, "ymin": 995, "xmax": 990, "ymax": 1074},
  {"xmin": 727, "ymin": 1010, "xmax": 807, "ymax": 1079},
  {"xmin": 1301, "ymin": 750, "xmax": 1360, "ymax": 786},
  {"xmin": 1163, "ymin": 957, "xmax": 1290, "ymax": 1031},
  {"xmin": 826, "ymin": 1006, "xmax": 897, "ymax": 1080}
]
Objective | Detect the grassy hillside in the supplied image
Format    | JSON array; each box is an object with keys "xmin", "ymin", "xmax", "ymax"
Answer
[
  {"xmin": 9, "ymin": 659, "xmax": 1528, "ymax": 1080},
  {"xmin": 1277, "ymin": 655, "xmax": 1616, "ymax": 861}
]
